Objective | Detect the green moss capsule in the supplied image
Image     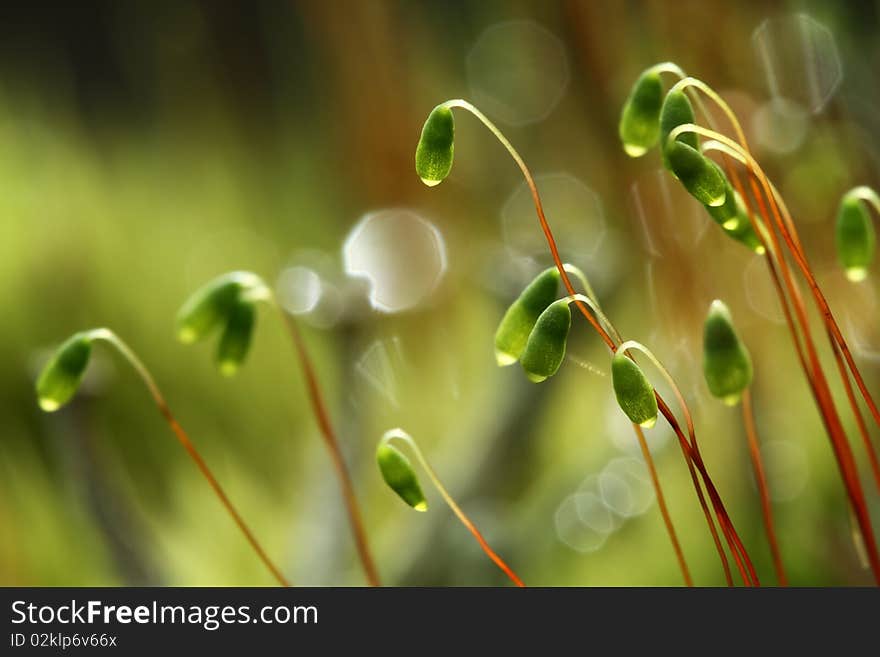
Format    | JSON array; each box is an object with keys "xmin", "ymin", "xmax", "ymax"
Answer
[
  {"xmin": 659, "ymin": 89, "xmax": 699, "ymax": 169},
  {"xmin": 704, "ymin": 167, "xmax": 765, "ymax": 254},
  {"xmin": 702, "ymin": 300, "xmax": 753, "ymax": 405},
  {"xmin": 520, "ymin": 299, "xmax": 572, "ymax": 383},
  {"xmin": 216, "ymin": 299, "xmax": 256, "ymax": 376},
  {"xmin": 619, "ymin": 70, "xmax": 663, "ymax": 158},
  {"xmin": 377, "ymin": 443, "xmax": 427, "ymax": 511},
  {"xmin": 611, "ymin": 352, "xmax": 658, "ymax": 428},
  {"xmin": 35, "ymin": 333, "xmax": 93, "ymax": 412},
  {"xmin": 723, "ymin": 210, "xmax": 765, "ymax": 253},
  {"xmin": 494, "ymin": 268, "xmax": 561, "ymax": 366},
  {"xmin": 836, "ymin": 194, "xmax": 875, "ymax": 282},
  {"xmin": 176, "ymin": 272, "xmax": 261, "ymax": 344},
  {"xmin": 666, "ymin": 140, "xmax": 726, "ymax": 207},
  {"xmin": 415, "ymin": 104, "xmax": 455, "ymax": 187}
]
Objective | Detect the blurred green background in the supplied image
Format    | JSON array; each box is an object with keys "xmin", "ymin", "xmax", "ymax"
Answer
[{"xmin": 2, "ymin": 0, "xmax": 879, "ymax": 586}]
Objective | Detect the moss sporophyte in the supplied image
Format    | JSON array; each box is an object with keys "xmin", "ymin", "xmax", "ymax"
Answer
[
  {"xmin": 178, "ymin": 271, "xmax": 380, "ymax": 586},
  {"xmin": 36, "ymin": 328, "xmax": 290, "ymax": 586},
  {"xmin": 618, "ymin": 62, "xmax": 880, "ymax": 583},
  {"xmin": 416, "ymin": 100, "xmax": 768, "ymax": 585},
  {"xmin": 702, "ymin": 300, "xmax": 786, "ymax": 585},
  {"xmin": 376, "ymin": 428, "xmax": 524, "ymax": 587}
]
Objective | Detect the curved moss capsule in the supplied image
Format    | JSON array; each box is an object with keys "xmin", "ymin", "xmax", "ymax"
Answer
[
  {"xmin": 216, "ymin": 299, "xmax": 256, "ymax": 376},
  {"xmin": 415, "ymin": 104, "xmax": 455, "ymax": 187},
  {"xmin": 611, "ymin": 352, "xmax": 658, "ymax": 428},
  {"xmin": 619, "ymin": 70, "xmax": 663, "ymax": 158},
  {"xmin": 703, "ymin": 300, "xmax": 753, "ymax": 405},
  {"xmin": 724, "ymin": 210, "xmax": 765, "ymax": 254},
  {"xmin": 704, "ymin": 169, "xmax": 738, "ymax": 228},
  {"xmin": 666, "ymin": 140, "xmax": 726, "ymax": 207},
  {"xmin": 35, "ymin": 333, "xmax": 93, "ymax": 412},
  {"xmin": 176, "ymin": 271, "xmax": 261, "ymax": 344},
  {"xmin": 704, "ymin": 168, "xmax": 765, "ymax": 254},
  {"xmin": 494, "ymin": 267, "xmax": 561, "ymax": 366},
  {"xmin": 836, "ymin": 195, "xmax": 875, "ymax": 282},
  {"xmin": 520, "ymin": 299, "xmax": 572, "ymax": 383},
  {"xmin": 659, "ymin": 89, "xmax": 699, "ymax": 170},
  {"xmin": 376, "ymin": 443, "xmax": 427, "ymax": 511}
]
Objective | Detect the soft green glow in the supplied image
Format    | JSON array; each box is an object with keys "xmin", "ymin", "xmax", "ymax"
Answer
[
  {"xmin": 520, "ymin": 299, "xmax": 572, "ymax": 383},
  {"xmin": 659, "ymin": 89, "xmax": 699, "ymax": 170},
  {"xmin": 35, "ymin": 333, "xmax": 93, "ymax": 413},
  {"xmin": 179, "ymin": 272, "xmax": 267, "ymax": 376},
  {"xmin": 376, "ymin": 442, "xmax": 428, "ymax": 512},
  {"xmin": 611, "ymin": 352, "xmax": 659, "ymax": 428},
  {"xmin": 702, "ymin": 300, "xmax": 753, "ymax": 403},
  {"xmin": 623, "ymin": 144, "xmax": 649, "ymax": 158},
  {"xmin": 176, "ymin": 271, "xmax": 263, "ymax": 344},
  {"xmin": 666, "ymin": 141, "xmax": 726, "ymax": 207},
  {"xmin": 836, "ymin": 193, "xmax": 875, "ymax": 282},
  {"xmin": 216, "ymin": 299, "xmax": 256, "ymax": 378},
  {"xmin": 415, "ymin": 104, "xmax": 455, "ymax": 186},
  {"xmin": 494, "ymin": 267, "xmax": 561, "ymax": 367},
  {"xmin": 846, "ymin": 267, "xmax": 868, "ymax": 282},
  {"xmin": 619, "ymin": 69, "xmax": 663, "ymax": 158}
]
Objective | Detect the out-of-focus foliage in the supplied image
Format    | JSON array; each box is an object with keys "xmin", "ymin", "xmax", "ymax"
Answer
[{"xmin": 1, "ymin": 0, "xmax": 879, "ymax": 587}]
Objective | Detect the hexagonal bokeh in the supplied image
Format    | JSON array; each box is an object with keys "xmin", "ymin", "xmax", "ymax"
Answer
[
  {"xmin": 501, "ymin": 172, "xmax": 606, "ymax": 268},
  {"xmin": 753, "ymin": 13, "xmax": 842, "ymax": 114},
  {"xmin": 342, "ymin": 209, "xmax": 447, "ymax": 313},
  {"xmin": 467, "ymin": 20, "xmax": 569, "ymax": 126}
]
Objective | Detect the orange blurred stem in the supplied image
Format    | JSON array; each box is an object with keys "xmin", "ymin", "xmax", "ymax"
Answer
[
  {"xmin": 562, "ymin": 295, "xmax": 693, "ymax": 586},
  {"xmin": 828, "ymin": 330, "xmax": 880, "ymax": 494},
  {"xmin": 633, "ymin": 424, "xmax": 693, "ymax": 586},
  {"xmin": 741, "ymin": 389, "xmax": 787, "ymax": 586},
  {"xmin": 88, "ymin": 329, "xmax": 290, "ymax": 587},
  {"xmin": 677, "ymin": 124, "xmax": 880, "ymax": 583},
  {"xmin": 277, "ymin": 312, "xmax": 381, "ymax": 587},
  {"xmin": 620, "ymin": 340, "xmax": 755, "ymax": 586}
]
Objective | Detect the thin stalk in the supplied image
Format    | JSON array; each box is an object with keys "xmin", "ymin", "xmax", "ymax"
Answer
[
  {"xmin": 442, "ymin": 99, "xmax": 614, "ymax": 351},
  {"xmin": 87, "ymin": 329, "xmax": 290, "ymax": 587},
  {"xmin": 273, "ymin": 308, "xmax": 380, "ymax": 587},
  {"xmin": 828, "ymin": 330, "xmax": 880, "ymax": 493},
  {"xmin": 618, "ymin": 339, "xmax": 758, "ymax": 586},
  {"xmin": 741, "ymin": 389, "xmax": 787, "ymax": 586},
  {"xmin": 561, "ymin": 294, "xmax": 692, "ymax": 586},
  {"xmin": 380, "ymin": 429, "xmax": 524, "ymax": 587},
  {"xmin": 632, "ymin": 423, "xmax": 693, "ymax": 586},
  {"xmin": 682, "ymin": 124, "xmax": 880, "ymax": 582},
  {"xmin": 444, "ymin": 99, "xmax": 754, "ymax": 585},
  {"xmin": 676, "ymin": 85, "xmax": 880, "ymax": 453}
]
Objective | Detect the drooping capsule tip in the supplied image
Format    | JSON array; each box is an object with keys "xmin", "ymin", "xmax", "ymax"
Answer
[
  {"xmin": 754, "ymin": 245, "xmax": 767, "ymax": 255},
  {"xmin": 846, "ymin": 267, "xmax": 869, "ymax": 282},
  {"xmin": 177, "ymin": 327, "xmax": 198, "ymax": 344},
  {"xmin": 722, "ymin": 217, "xmax": 740, "ymax": 231},
  {"xmin": 413, "ymin": 501, "xmax": 428, "ymax": 512},
  {"xmin": 525, "ymin": 372, "xmax": 548, "ymax": 384},
  {"xmin": 219, "ymin": 360, "xmax": 240, "ymax": 377},
  {"xmin": 420, "ymin": 177, "xmax": 443, "ymax": 187},
  {"xmin": 495, "ymin": 349, "xmax": 518, "ymax": 367},
  {"xmin": 722, "ymin": 393, "xmax": 742, "ymax": 407},
  {"xmin": 706, "ymin": 192, "xmax": 726, "ymax": 207},
  {"xmin": 709, "ymin": 299, "xmax": 728, "ymax": 315},
  {"xmin": 38, "ymin": 397, "xmax": 62, "ymax": 413},
  {"xmin": 639, "ymin": 416, "xmax": 657, "ymax": 429},
  {"xmin": 623, "ymin": 143, "xmax": 649, "ymax": 158}
]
